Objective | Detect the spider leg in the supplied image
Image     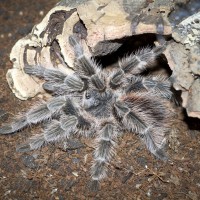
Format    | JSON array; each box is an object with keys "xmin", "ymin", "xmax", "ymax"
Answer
[
  {"xmin": 24, "ymin": 65, "xmax": 85, "ymax": 93},
  {"xmin": 90, "ymin": 123, "xmax": 119, "ymax": 190},
  {"xmin": 63, "ymin": 98, "xmax": 96, "ymax": 137},
  {"xmin": 16, "ymin": 115, "xmax": 78, "ymax": 152},
  {"xmin": 69, "ymin": 35, "xmax": 106, "ymax": 91},
  {"xmin": 114, "ymin": 95, "xmax": 169, "ymax": 160},
  {"xmin": 24, "ymin": 65, "xmax": 66, "ymax": 81},
  {"xmin": 125, "ymin": 75, "xmax": 173, "ymax": 100},
  {"xmin": 42, "ymin": 81, "xmax": 63, "ymax": 92},
  {"xmin": 69, "ymin": 35, "xmax": 97, "ymax": 76},
  {"xmin": 109, "ymin": 69, "xmax": 125, "ymax": 89},
  {"xmin": 17, "ymin": 100, "xmax": 96, "ymax": 152},
  {"xmin": 118, "ymin": 45, "xmax": 165, "ymax": 74},
  {"xmin": 0, "ymin": 96, "xmax": 67, "ymax": 134},
  {"xmin": 43, "ymin": 75, "xmax": 85, "ymax": 94}
]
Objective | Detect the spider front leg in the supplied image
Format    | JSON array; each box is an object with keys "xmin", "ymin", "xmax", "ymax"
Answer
[
  {"xmin": 0, "ymin": 96, "xmax": 67, "ymax": 134},
  {"xmin": 24, "ymin": 65, "xmax": 66, "ymax": 82},
  {"xmin": 24, "ymin": 65, "xmax": 85, "ymax": 94},
  {"xmin": 69, "ymin": 35, "xmax": 106, "ymax": 92},
  {"xmin": 69, "ymin": 35, "xmax": 97, "ymax": 76}
]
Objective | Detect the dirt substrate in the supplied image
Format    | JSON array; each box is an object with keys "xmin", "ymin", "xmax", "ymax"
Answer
[{"xmin": 0, "ymin": 1, "xmax": 200, "ymax": 199}]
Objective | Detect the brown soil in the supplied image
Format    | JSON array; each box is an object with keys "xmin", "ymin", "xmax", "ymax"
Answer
[{"xmin": 0, "ymin": 1, "xmax": 200, "ymax": 199}]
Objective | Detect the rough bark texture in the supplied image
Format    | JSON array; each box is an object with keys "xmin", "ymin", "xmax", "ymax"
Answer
[{"xmin": 165, "ymin": 10, "xmax": 200, "ymax": 118}]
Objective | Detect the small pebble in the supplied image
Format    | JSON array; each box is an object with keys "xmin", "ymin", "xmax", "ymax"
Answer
[
  {"xmin": 146, "ymin": 189, "xmax": 152, "ymax": 197},
  {"xmin": 72, "ymin": 171, "xmax": 78, "ymax": 177},
  {"xmin": 39, "ymin": 11, "xmax": 44, "ymax": 16},
  {"xmin": 135, "ymin": 183, "xmax": 142, "ymax": 189},
  {"xmin": 4, "ymin": 190, "xmax": 11, "ymax": 196},
  {"xmin": 51, "ymin": 188, "xmax": 58, "ymax": 194},
  {"xmin": 8, "ymin": 33, "xmax": 12, "ymax": 37}
]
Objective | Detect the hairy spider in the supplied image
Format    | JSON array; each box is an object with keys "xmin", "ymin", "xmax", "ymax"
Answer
[{"xmin": 0, "ymin": 35, "xmax": 173, "ymax": 190}]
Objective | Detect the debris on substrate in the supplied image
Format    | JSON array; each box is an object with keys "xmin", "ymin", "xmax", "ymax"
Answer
[{"xmin": 0, "ymin": 0, "xmax": 200, "ymax": 199}]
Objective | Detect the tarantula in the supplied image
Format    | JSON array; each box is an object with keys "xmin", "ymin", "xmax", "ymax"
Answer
[{"xmin": 0, "ymin": 35, "xmax": 173, "ymax": 190}]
